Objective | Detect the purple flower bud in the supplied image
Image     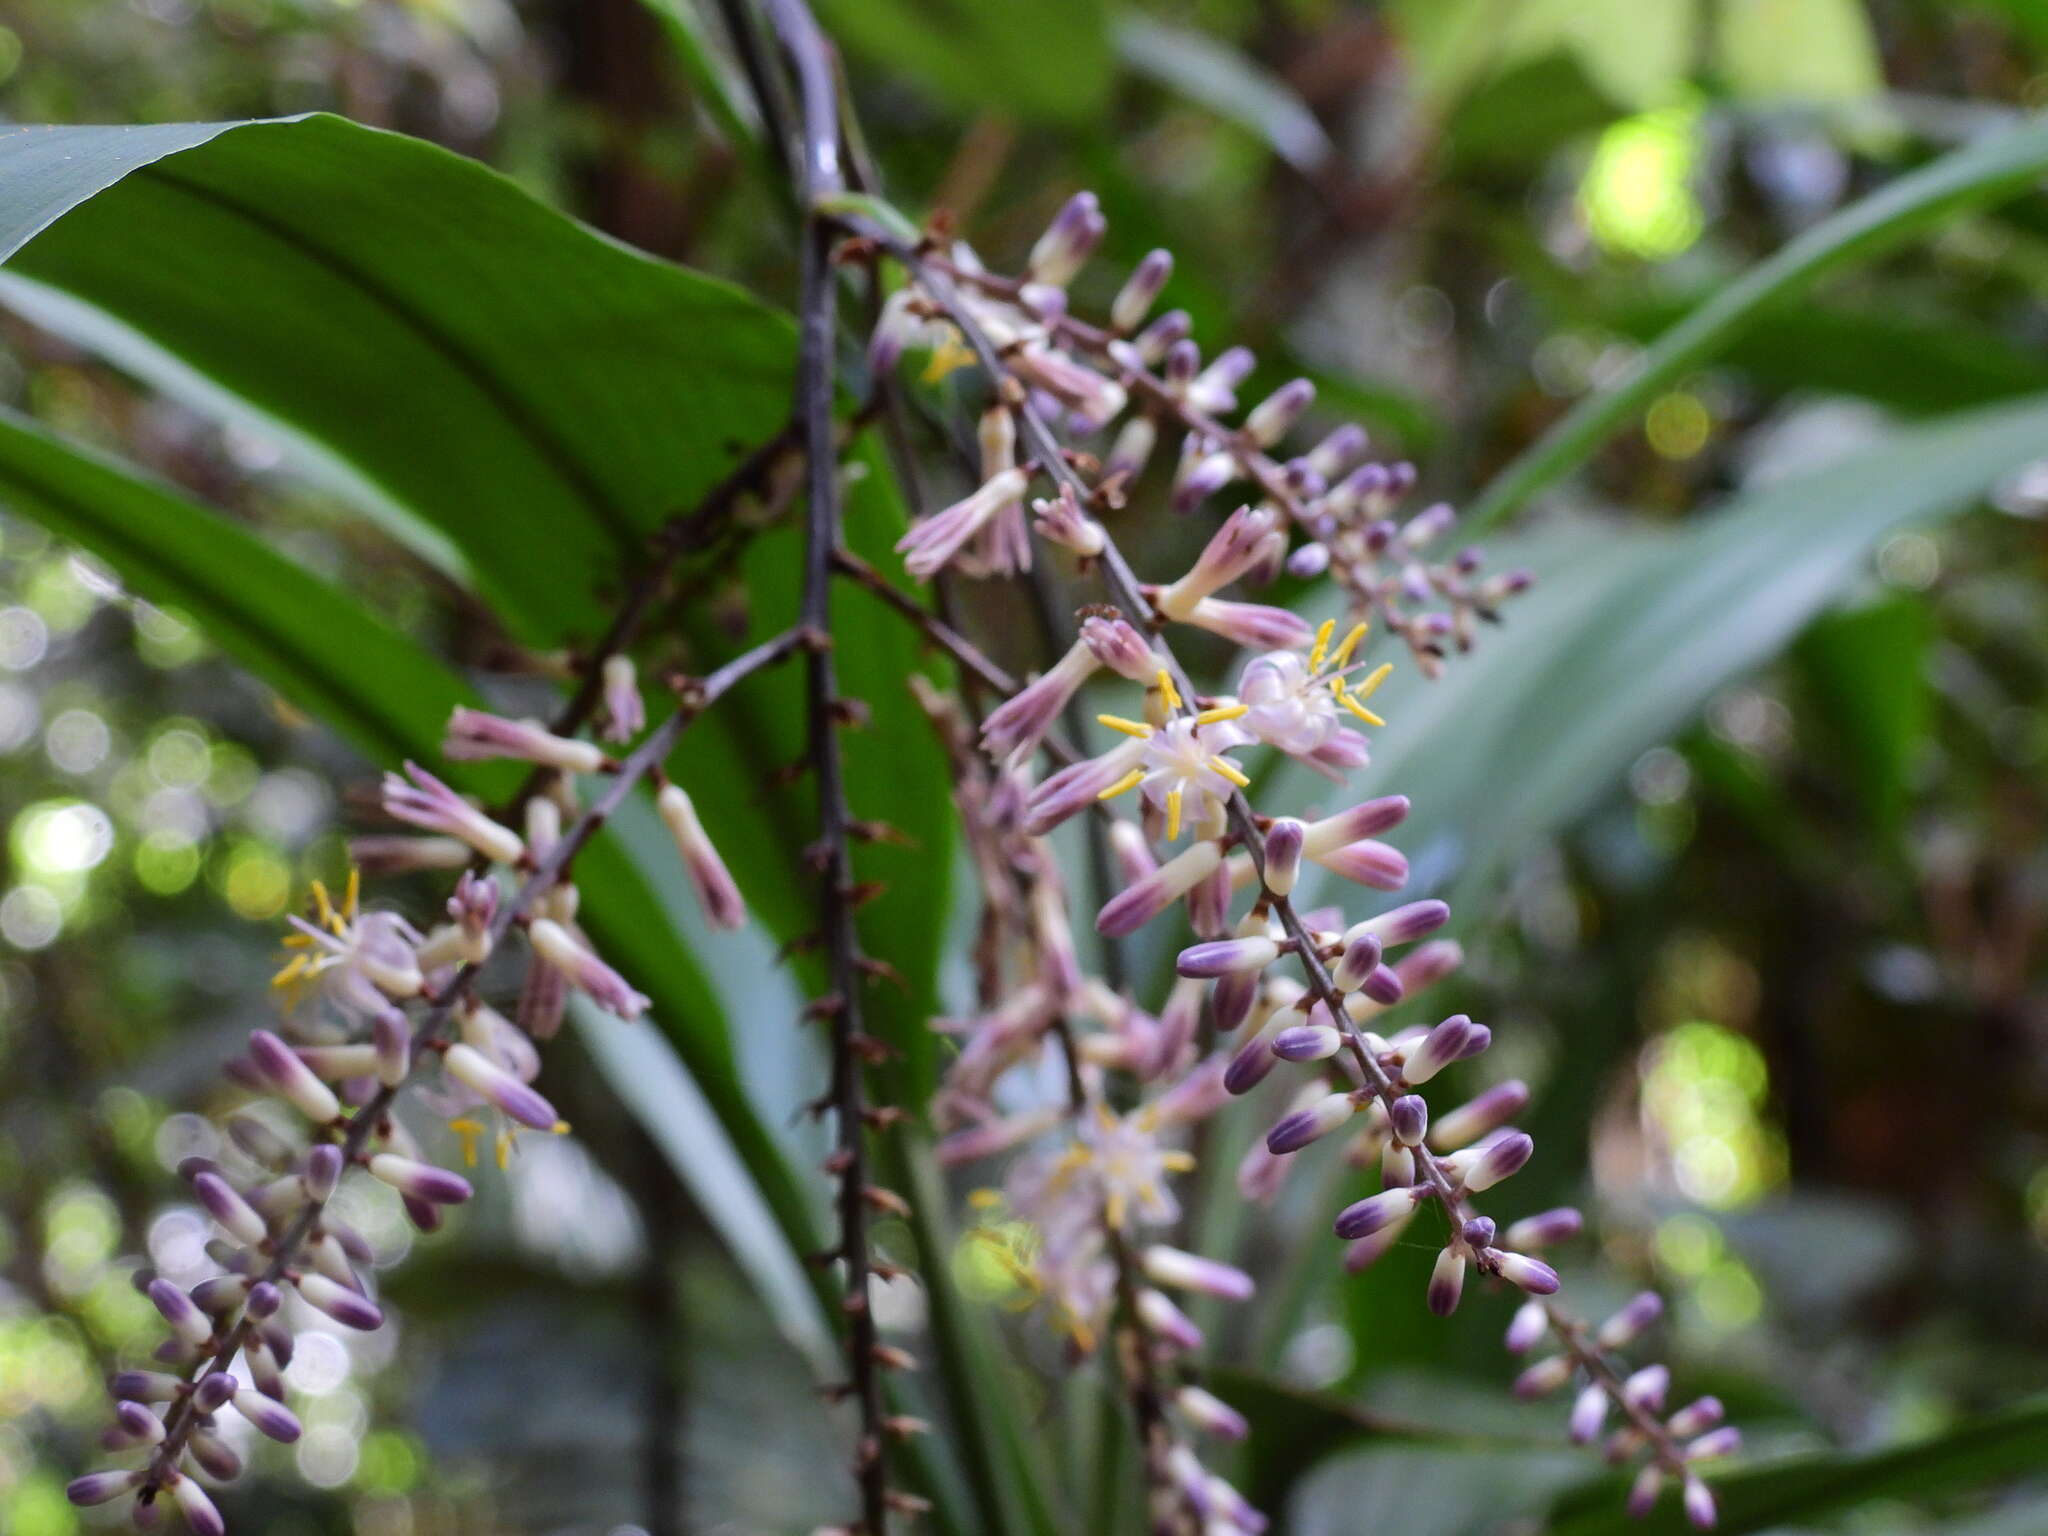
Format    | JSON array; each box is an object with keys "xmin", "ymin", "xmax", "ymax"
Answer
[
  {"xmin": 1490, "ymin": 1250, "xmax": 1561, "ymax": 1295},
  {"xmin": 1626, "ymin": 1464, "xmax": 1665, "ymax": 1518},
  {"xmin": 1431, "ymin": 1080, "xmax": 1531, "ymax": 1152},
  {"xmin": 1142, "ymin": 1245, "xmax": 1254, "ymax": 1302},
  {"xmin": 1622, "ymin": 1363, "xmax": 1670, "ymax": 1413},
  {"xmin": 1343, "ymin": 1222, "xmax": 1405, "ymax": 1274},
  {"xmin": 1597, "ymin": 1291, "xmax": 1664, "ymax": 1350},
  {"xmin": 189, "ymin": 1430, "xmax": 243, "ymax": 1483},
  {"xmin": 113, "ymin": 1401, "xmax": 164, "ymax": 1444},
  {"xmin": 1332, "ymin": 1185, "xmax": 1422, "ymax": 1241},
  {"xmin": 1176, "ymin": 1385, "xmax": 1248, "ymax": 1441},
  {"xmin": 1134, "ymin": 308, "xmax": 1191, "ymax": 364},
  {"xmin": 1686, "ymin": 1427, "xmax": 1741, "ymax": 1462},
  {"xmin": 444, "ymin": 1043, "xmax": 560, "ymax": 1131},
  {"xmin": 368, "ymin": 1153, "xmax": 472, "ymax": 1206},
  {"xmin": 598, "ymin": 653, "xmax": 645, "ymax": 744},
  {"xmin": 1224, "ymin": 1027, "xmax": 1283, "ymax": 1095},
  {"xmin": 1181, "ymin": 597, "xmax": 1316, "ymax": 650},
  {"xmin": 1401, "ymin": 1014, "xmax": 1478, "ymax": 1086},
  {"xmin": 1176, "ymin": 936, "xmax": 1279, "ymax": 979},
  {"xmin": 1332, "ymin": 931, "xmax": 1383, "ymax": 991},
  {"xmin": 148, "ymin": 1279, "xmax": 214, "ymax": 1350},
  {"xmin": 1569, "ymin": 1383, "xmax": 1610, "ymax": 1444},
  {"xmin": 1666, "ymin": 1397, "xmax": 1725, "ymax": 1438},
  {"xmin": 1381, "ymin": 1138, "xmax": 1415, "ymax": 1189},
  {"xmin": 382, "ymin": 762, "xmax": 524, "ymax": 865},
  {"xmin": 172, "ymin": 1474, "xmax": 226, "ymax": 1536},
  {"xmin": 1513, "ymin": 1353, "xmax": 1573, "ymax": 1398},
  {"xmin": 530, "ymin": 918, "xmax": 650, "ymax": 1019},
  {"xmin": 1359, "ymin": 964, "xmax": 1405, "ymax": 1006},
  {"xmin": 372, "ymin": 1009, "xmax": 411, "ymax": 1088},
  {"xmin": 1459, "ymin": 1129, "xmax": 1532, "ymax": 1190},
  {"xmin": 294, "ymin": 1270, "xmax": 382, "ymax": 1331},
  {"xmin": 1245, "ymin": 379, "xmax": 1314, "ymax": 446},
  {"xmin": 445, "ymin": 707, "xmax": 606, "ymax": 774},
  {"xmin": 1427, "ymin": 1247, "xmax": 1466, "ymax": 1316},
  {"xmin": 1360, "ymin": 900, "xmax": 1451, "ymax": 948},
  {"xmin": 302, "ymin": 1144, "xmax": 342, "ymax": 1203},
  {"xmin": 192, "ymin": 1371, "xmax": 238, "ymax": 1413},
  {"xmin": 191, "ymin": 1171, "xmax": 269, "ymax": 1249},
  {"xmin": 1303, "ymin": 795, "xmax": 1410, "ymax": 857},
  {"xmin": 1027, "ymin": 191, "xmax": 1105, "ymax": 286},
  {"xmin": 67, "ymin": 1470, "xmax": 143, "ymax": 1507},
  {"xmin": 1460, "ymin": 1216, "xmax": 1496, "ymax": 1250},
  {"xmin": 348, "ymin": 834, "xmax": 473, "ymax": 876},
  {"xmin": 246, "ymin": 1335, "xmax": 286, "ymax": 1400},
  {"xmin": 1211, "ymin": 967, "xmax": 1260, "ymax": 1034},
  {"xmin": 1504, "ymin": 1300, "xmax": 1550, "ymax": 1357},
  {"xmin": 1313, "ymin": 839, "xmax": 1411, "ymax": 891},
  {"xmin": 248, "ymin": 1029, "xmax": 342, "ymax": 1125},
  {"xmin": 1096, "ymin": 841, "xmax": 1222, "ymax": 938},
  {"xmin": 1111, "ymin": 248, "xmax": 1173, "ymax": 331},
  {"xmin": 245, "ymin": 1279, "xmax": 282, "ymax": 1320},
  {"xmin": 1683, "ymin": 1474, "xmax": 1717, "ymax": 1530},
  {"xmin": 1262, "ymin": 818, "xmax": 1305, "ymax": 897},
  {"xmin": 237, "ymin": 1389, "xmax": 304, "ymax": 1443},
  {"xmin": 1286, "ymin": 540, "xmax": 1332, "ymax": 578},
  {"xmin": 110, "ymin": 1371, "xmax": 181, "ymax": 1403},
  {"xmin": 1265, "ymin": 1091, "xmax": 1356, "ymax": 1155},
  {"xmin": 1271, "ymin": 1024, "xmax": 1342, "ymax": 1062},
  {"xmin": 1135, "ymin": 1287, "xmax": 1204, "ymax": 1352},
  {"xmin": 1390, "ymin": 1095, "xmax": 1428, "ymax": 1147}
]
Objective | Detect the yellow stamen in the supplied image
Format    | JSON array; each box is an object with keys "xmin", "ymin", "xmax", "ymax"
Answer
[
  {"xmin": 279, "ymin": 932, "xmax": 315, "ymax": 949},
  {"xmin": 310, "ymin": 879, "xmax": 334, "ymax": 932},
  {"xmin": 495, "ymin": 1131, "xmax": 514, "ymax": 1171},
  {"xmin": 270, "ymin": 953, "xmax": 311, "ymax": 988},
  {"xmin": 968, "ymin": 1187, "xmax": 1004, "ymax": 1211},
  {"xmin": 1338, "ymin": 691, "xmax": 1387, "ymax": 728},
  {"xmin": 1208, "ymin": 754, "xmax": 1250, "ymax": 789},
  {"xmin": 1159, "ymin": 1150, "xmax": 1197, "ymax": 1173},
  {"xmin": 1310, "ymin": 617, "xmax": 1335, "ymax": 671},
  {"xmin": 919, "ymin": 329, "xmax": 976, "ymax": 384},
  {"xmin": 550, "ymin": 1120, "xmax": 571, "ymax": 1136},
  {"xmin": 1096, "ymin": 713, "xmax": 1154, "ymax": 739},
  {"xmin": 343, "ymin": 866, "xmax": 360, "ymax": 920},
  {"xmin": 1097, "ymin": 767, "xmax": 1146, "ymax": 801},
  {"xmin": 1155, "ymin": 669, "xmax": 1182, "ymax": 712},
  {"xmin": 1354, "ymin": 661, "xmax": 1394, "ymax": 699},
  {"xmin": 1105, "ymin": 1188, "xmax": 1127, "ymax": 1230},
  {"xmin": 448, "ymin": 1118, "xmax": 484, "ymax": 1168},
  {"xmin": 1166, "ymin": 787, "xmax": 1183, "ymax": 841},
  {"xmin": 1332, "ymin": 622, "xmax": 1371, "ymax": 669},
  {"xmin": 1194, "ymin": 703, "xmax": 1249, "ymax": 725}
]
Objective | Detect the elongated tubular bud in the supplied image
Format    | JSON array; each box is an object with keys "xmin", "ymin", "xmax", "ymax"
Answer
[
  {"xmin": 1135, "ymin": 1287, "xmax": 1203, "ymax": 1352},
  {"xmin": 1176, "ymin": 936, "xmax": 1278, "ymax": 979},
  {"xmin": 246, "ymin": 1334, "xmax": 286, "ymax": 1400},
  {"xmin": 1356, "ymin": 900, "xmax": 1451, "ymax": 948},
  {"xmin": 1457, "ymin": 1129, "xmax": 1533, "ymax": 1191},
  {"xmin": 245, "ymin": 1279, "xmax": 282, "ymax": 1319},
  {"xmin": 1505, "ymin": 1298, "xmax": 1550, "ymax": 1355},
  {"xmin": 1211, "ymin": 966, "xmax": 1260, "ymax": 1033},
  {"xmin": 302, "ymin": 1143, "xmax": 342, "ymax": 1202},
  {"xmin": 1683, "ymin": 1474, "xmax": 1717, "ymax": 1529},
  {"xmin": 172, "ymin": 1472, "xmax": 226, "ymax": 1536},
  {"xmin": 529, "ymin": 917, "xmax": 650, "ymax": 1019},
  {"xmin": 444, "ymin": 707, "xmax": 606, "ymax": 774},
  {"xmin": 656, "ymin": 783, "xmax": 746, "ymax": 929},
  {"xmin": 369, "ymin": 1152, "xmax": 472, "ymax": 1206},
  {"xmin": 1427, "ymin": 1247, "xmax": 1466, "ymax": 1316},
  {"xmin": 1314, "ymin": 839, "xmax": 1411, "ymax": 890},
  {"xmin": 1622, "ymin": 1363, "xmax": 1670, "ymax": 1413},
  {"xmin": 1389, "ymin": 1094, "xmax": 1428, "ymax": 1146},
  {"xmin": 1343, "ymin": 1220, "xmax": 1406, "ymax": 1274},
  {"xmin": 189, "ymin": 1430, "xmax": 242, "ymax": 1483},
  {"xmin": 1430, "ymin": 1079, "xmax": 1531, "ymax": 1151},
  {"xmin": 1686, "ymin": 1427, "xmax": 1742, "ymax": 1462},
  {"xmin": 1331, "ymin": 931, "xmax": 1383, "ymax": 991},
  {"xmin": 1266, "ymin": 1091, "xmax": 1357, "ymax": 1154},
  {"xmin": 1666, "ymin": 1397, "xmax": 1725, "ymax": 1439},
  {"xmin": 238, "ymin": 1389, "xmax": 304, "ymax": 1443},
  {"xmin": 1262, "ymin": 817, "xmax": 1304, "ymax": 896},
  {"xmin": 1271, "ymin": 1023, "xmax": 1341, "ymax": 1062},
  {"xmin": 191, "ymin": 1371, "xmax": 238, "ymax": 1414},
  {"xmin": 382, "ymin": 762, "xmax": 524, "ymax": 865},
  {"xmin": 189, "ymin": 1276, "xmax": 247, "ymax": 1316},
  {"xmin": 373, "ymin": 1008, "xmax": 411, "ymax": 1088},
  {"xmin": 249, "ymin": 1029, "xmax": 341, "ymax": 1124},
  {"xmin": 1488, "ymin": 1249, "xmax": 1560, "ymax": 1295},
  {"xmin": 226, "ymin": 1113, "xmax": 298, "ymax": 1170},
  {"xmin": 1176, "ymin": 1385, "xmax": 1248, "ymax": 1441},
  {"xmin": 1224, "ymin": 1013, "xmax": 1289, "ymax": 1095},
  {"xmin": 1245, "ymin": 378, "xmax": 1314, "ymax": 446},
  {"xmin": 1513, "ymin": 1353, "xmax": 1574, "ymax": 1398},
  {"xmin": 444, "ymin": 1042, "xmax": 559, "ymax": 1131},
  {"xmin": 1302, "ymin": 795, "xmax": 1410, "ymax": 857},
  {"xmin": 1597, "ymin": 1290, "xmax": 1664, "ymax": 1350},
  {"xmin": 1332, "ymin": 1185, "xmax": 1422, "ymax": 1241},
  {"xmin": 66, "ymin": 1470, "xmax": 143, "ymax": 1507},
  {"xmin": 1401, "ymin": 1014, "xmax": 1482, "ymax": 1085},
  {"xmin": 191, "ymin": 1170, "xmax": 268, "ymax": 1248},
  {"xmin": 113, "ymin": 1400, "xmax": 164, "ymax": 1444},
  {"xmin": 1626, "ymin": 1463, "xmax": 1665, "ymax": 1519},
  {"xmin": 1027, "ymin": 191, "xmax": 1104, "ymax": 286},
  {"xmin": 1097, "ymin": 839, "xmax": 1221, "ymax": 938},
  {"xmin": 1157, "ymin": 505, "xmax": 1284, "ymax": 618},
  {"xmin": 1111, "ymin": 248, "xmax": 1173, "ymax": 331},
  {"xmin": 294, "ymin": 1269, "xmax": 382, "ymax": 1331},
  {"xmin": 295, "ymin": 1044, "xmax": 382, "ymax": 1082},
  {"xmin": 148, "ymin": 1279, "xmax": 214, "ymax": 1350},
  {"xmin": 1142, "ymin": 1245, "xmax": 1254, "ymax": 1302},
  {"xmin": 1381, "ymin": 1139, "xmax": 1415, "ymax": 1188},
  {"xmin": 110, "ymin": 1371, "xmax": 182, "ymax": 1403},
  {"xmin": 1569, "ymin": 1383, "xmax": 1610, "ymax": 1444}
]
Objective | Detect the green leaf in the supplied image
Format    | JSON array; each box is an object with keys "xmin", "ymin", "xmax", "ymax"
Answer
[
  {"xmin": 1545, "ymin": 1394, "xmax": 2048, "ymax": 1534},
  {"xmin": 1714, "ymin": 0, "xmax": 1885, "ymax": 105},
  {"xmin": 811, "ymin": 0, "xmax": 1111, "ymax": 122},
  {"xmin": 0, "ymin": 113, "xmax": 795, "ymax": 647},
  {"xmin": 1301, "ymin": 394, "xmax": 2048, "ymax": 918},
  {"xmin": 1794, "ymin": 595, "xmax": 1932, "ymax": 837},
  {"xmin": 1114, "ymin": 15, "xmax": 1336, "ymax": 176},
  {"xmin": 1463, "ymin": 116, "xmax": 2048, "ymax": 531},
  {"xmin": 1390, "ymin": 0, "xmax": 1697, "ymax": 114}
]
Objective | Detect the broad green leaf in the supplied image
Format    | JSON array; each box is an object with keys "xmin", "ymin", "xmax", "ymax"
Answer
[
  {"xmin": 1391, "ymin": 0, "xmax": 1697, "ymax": 113},
  {"xmin": 1115, "ymin": 16, "xmax": 1335, "ymax": 175},
  {"xmin": 1794, "ymin": 596, "xmax": 1932, "ymax": 837},
  {"xmin": 1545, "ymin": 1394, "xmax": 2048, "ymax": 1534},
  {"xmin": 1464, "ymin": 116, "xmax": 2048, "ymax": 531},
  {"xmin": 812, "ymin": 0, "xmax": 1111, "ymax": 123},
  {"xmin": 0, "ymin": 113, "xmax": 792, "ymax": 647},
  {"xmin": 1715, "ymin": 0, "xmax": 1886, "ymax": 105}
]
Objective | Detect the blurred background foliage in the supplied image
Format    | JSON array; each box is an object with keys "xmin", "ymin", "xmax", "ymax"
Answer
[{"xmin": 0, "ymin": 1, "xmax": 2044, "ymax": 1534}]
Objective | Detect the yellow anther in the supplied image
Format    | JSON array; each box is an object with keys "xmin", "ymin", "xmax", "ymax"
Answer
[
  {"xmin": 342, "ymin": 866, "xmax": 360, "ymax": 920},
  {"xmin": 1194, "ymin": 703, "xmax": 1249, "ymax": 725},
  {"xmin": 1166, "ymin": 787, "xmax": 1184, "ymax": 841},
  {"xmin": 448, "ymin": 1118, "xmax": 484, "ymax": 1168},
  {"xmin": 1105, "ymin": 1188, "xmax": 1127, "ymax": 1230},
  {"xmin": 1096, "ymin": 713, "xmax": 1154, "ymax": 739},
  {"xmin": 1339, "ymin": 692, "xmax": 1387, "ymax": 728},
  {"xmin": 1209, "ymin": 754, "xmax": 1250, "ymax": 789},
  {"xmin": 495, "ymin": 1131, "xmax": 514, "ymax": 1171},
  {"xmin": 967, "ymin": 1187, "xmax": 1004, "ymax": 1211},
  {"xmin": 270, "ymin": 953, "xmax": 311, "ymax": 988},
  {"xmin": 1310, "ymin": 617, "xmax": 1335, "ymax": 670},
  {"xmin": 550, "ymin": 1120, "xmax": 572, "ymax": 1136},
  {"xmin": 1332, "ymin": 622, "xmax": 1371, "ymax": 669},
  {"xmin": 1160, "ymin": 1150, "xmax": 1197, "ymax": 1173},
  {"xmin": 1097, "ymin": 768, "xmax": 1146, "ymax": 801},
  {"xmin": 310, "ymin": 879, "xmax": 334, "ymax": 931},
  {"xmin": 919, "ymin": 329, "xmax": 976, "ymax": 384},
  {"xmin": 1354, "ymin": 661, "xmax": 1394, "ymax": 699},
  {"xmin": 1155, "ymin": 669, "xmax": 1182, "ymax": 712}
]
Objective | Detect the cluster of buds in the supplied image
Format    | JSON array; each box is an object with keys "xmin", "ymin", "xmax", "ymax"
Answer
[
  {"xmin": 69, "ymin": 659, "xmax": 758, "ymax": 1531},
  {"xmin": 863, "ymin": 188, "xmax": 1731, "ymax": 1531},
  {"xmin": 875, "ymin": 192, "xmax": 1531, "ymax": 674}
]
